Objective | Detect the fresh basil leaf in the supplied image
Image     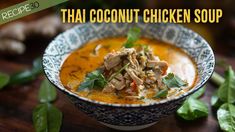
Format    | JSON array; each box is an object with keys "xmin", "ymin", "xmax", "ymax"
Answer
[
  {"xmin": 177, "ymin": 97, "xmax": 208, "ymax": 120},
  {"xmin": 9, "ymin": 70, "xmax": 35, "ymax": 85},
  {"xmin": 191, "ymin": 87, "xmax": 206, "ymax": 99},
  {"xmin": 211, "ymin": 90, "xmax": 224, "ymax": 108},
  {"xmin": 32, "ymin": 57, "xmax": 43, "ymax": 76},
  {"xmin": 163, "ymin": 73, "xmax": 188, "ymax": 88},
  {"xmin": 176, "ymin": 99, "xmax": 190, "ymax": 119},
  {"xmin": 124, "ymin": 27, "xmax": 141, "ymax": 48},
  {"xmin": 33, "ymin": 104, "xmax": 48, "ymax": 132},
  {"xmin": 78, "ymin": 69, "xmax": 107, "ymax": 91},
  {"xmin": 153, "ymin": 88, "xmax": 168, "ymax": 98},
  {"xmin": 0, "ymin": 72, "xmax": 10, "ymax": 90},
  {"xmin": 218, "ymin": 66, "xmax": 235, "ymax": 103},
  {"xmin": 33, "ymin": 103, "xmax": 62, "ymax": 132},
  {"xmin": 217, "ymin": 103, "xmax": 235, "ymax": 132},
  {"xmin": 47, "ymin": 104, "xmax": 63, "ymax": 132},
  {"xmin": 38, "ymin": 79, "xmax": 57, "ymax": 103}
]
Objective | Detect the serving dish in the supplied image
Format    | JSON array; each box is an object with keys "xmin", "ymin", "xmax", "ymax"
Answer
[{"xmin": 43, "ymin": 22, "xmax": 215, "ymax": 130}]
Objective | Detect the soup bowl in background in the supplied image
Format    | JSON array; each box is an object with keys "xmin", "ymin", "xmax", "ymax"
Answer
[{"xmin": 42, "ymin": 22, "xmax": 215, "ymax": 131}]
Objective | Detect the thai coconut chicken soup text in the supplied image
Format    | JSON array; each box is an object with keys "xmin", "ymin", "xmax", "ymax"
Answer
[{"xmin": 60, "ymin": 28, "xmax": 198, "ymax": 104}]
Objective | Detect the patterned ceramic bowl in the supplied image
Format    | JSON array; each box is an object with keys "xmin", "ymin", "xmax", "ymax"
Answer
[{"xmin": 43, "ymin": 22, "xmax": 215, "ymax": 131}]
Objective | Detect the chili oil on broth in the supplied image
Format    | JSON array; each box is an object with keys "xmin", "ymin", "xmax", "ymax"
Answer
[{"xmin": 60, "ymin": 37, "xmax": 197, "ymax": 104}]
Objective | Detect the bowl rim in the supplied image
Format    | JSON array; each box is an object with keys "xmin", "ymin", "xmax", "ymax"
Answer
[{"xmin": 43, "ymin": 22, "xmax": 215, "ymax": 108}]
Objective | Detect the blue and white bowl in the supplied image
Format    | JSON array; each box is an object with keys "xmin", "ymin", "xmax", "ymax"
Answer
[{"xmin": 43, "ymin": 22, "xmax": 215, "ymax": 130}]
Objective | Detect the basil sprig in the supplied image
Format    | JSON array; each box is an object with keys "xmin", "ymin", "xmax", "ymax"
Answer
[
  {"xmin": 217, "ymin": 103, "xmax": 235, "ymax": 132},
  {"xmin": 9, "ymin": 57, "xmax": 43, "ymax": 85},
  {"xmin": 33, "ymin": 79, "xmax": 62, "ymax": 132},
  {"xmin": 153, "ymin": 88, "xmax": 168, "ymax": 98},
  {"xmin": 210, "ymin": 66, "xmax": 235, "ymax": 132},
  {"xmin": 0, "ymin": 57, "xmax": 43, "ymax": 89},
  {"xmin": 162, "ymin": 73, "xmax": 188, "ymax": 88},
  {"xmin": 78, "ymin": 69, "xmax": 107, "ymax": 91},
  {"xmin": 154, "ymin": 73, "xmax": 188, "ymax": 99},
  {"xmin": 123, "ymin": 27, "xmax": 141, "ymax": 48}
]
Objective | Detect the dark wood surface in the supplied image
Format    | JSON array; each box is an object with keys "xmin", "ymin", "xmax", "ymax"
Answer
[{"xmin": 0, "ymin": 36, "xmax": 234, "ymax": 132}]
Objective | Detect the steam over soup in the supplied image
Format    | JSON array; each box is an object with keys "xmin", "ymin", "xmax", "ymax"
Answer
[{"xmin": 60, "ymin": 29, "xmax": 197, "ymax": 104}]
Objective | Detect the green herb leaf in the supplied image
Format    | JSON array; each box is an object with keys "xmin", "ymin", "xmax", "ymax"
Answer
[
  {"xmin": 9, "ymin": 70, "xmax": 36, "ymax": 85},
  {"xmin": 33, "ymin": 103, "xmax": 62, "ymax": 132},
  {"xmin": 38, "ymin": 79, "xmax": 57, "ymax": 103},
  {"xmin": 153, "ymin": 88, "xmax": 168, "ymax": 98},
  {"xmin": 217, "ymin": 103, "xmax": 235, "ymax": 132},
  {"xmin": 163, "ymin": 73, "xmax": 188, "ymax": 88},
  {"xmin": 218, "ymin": 66, "xmax": 235, "ymax": 103},
  {"xmin": 124, "ymin": 27, "xmax": 141, "ymax": 48},
  {"xmin": 78, "ymin": 69, "xmax": 107, "ymax": 91},
  {"xmin": 191, "ymin": 87, "xmax": 206, "ymax": 99},
  {"xmin": 32, "ymin": 57, "xmax": 43, "ymax": 76},
  {"xmin": 0, "ymin": 72, "xmax": 10, "ymax": 90},
  {"xmin": 177, "ymin": 97, "xmax": 208, "ymax": 120},
  {"xmin": 211, "ymin": 90, "xmax": 224, "ymax": 108}
]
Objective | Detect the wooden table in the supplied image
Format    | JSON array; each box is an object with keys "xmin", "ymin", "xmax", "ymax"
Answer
[{"xmin": 0, "ymin": 35, "xmax": 234, "ymax": 132}]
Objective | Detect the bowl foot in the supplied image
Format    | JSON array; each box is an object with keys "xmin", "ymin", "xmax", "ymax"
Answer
[{"xmin": 99, "ymin": 122, "xmax": 157, "ymax": 131}]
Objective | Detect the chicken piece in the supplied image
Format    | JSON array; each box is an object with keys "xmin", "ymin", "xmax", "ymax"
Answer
[
  {"xmin": 104, "ymin": 52, "xmax": 122, "ymax": 70},
  {"xmin": 104, "ymin": 48, "xmax": 135, "ymax": 70},
  {"xmin": 146, "ymin": 60, "xmax": 168, "ymax": 74},
  {"xmin": 157, "ymin": 60, "xmax": 168, "ymax": 75},
  {"xmin": 119, "ymin": 48, "xmax": 135, "ymax": 56},
  {"xmin": 126, "ymin": 69, "xmax": 143, "ymax": 85},
  {"xmin": 102, "ymin": 83, "xmax": 115, "ymax": 93},
  {"xmin": 110, "ymin": 78, "xmax": 125, "ymax": 90},
  {"xmin": 139, "ymin": 55, "xmax": 147, "ymax": 68}
]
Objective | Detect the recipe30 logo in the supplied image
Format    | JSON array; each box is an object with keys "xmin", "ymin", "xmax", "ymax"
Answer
[
  {"xmin": 0, "ymin": 0, "xmax": 68, "ymax": 25},
  {"xmin": 1, "ymin": 1, "xmax": 40, "ymax": 21}
]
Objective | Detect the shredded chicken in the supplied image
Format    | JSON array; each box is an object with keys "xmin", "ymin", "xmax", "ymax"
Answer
[{"xmin": 101, "ymin": 46, "xmax": 169, "ymax": 99}]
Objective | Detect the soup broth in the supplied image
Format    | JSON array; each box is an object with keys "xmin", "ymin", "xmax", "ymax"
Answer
[{"xmin": 60, "ymin": 37, "xmax": 197, "ymax": 104}]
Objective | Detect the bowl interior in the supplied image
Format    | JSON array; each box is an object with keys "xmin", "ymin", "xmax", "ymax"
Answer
[{"xmin": 43, "ymin": 23, "xmax": 215, "ymax": 107}]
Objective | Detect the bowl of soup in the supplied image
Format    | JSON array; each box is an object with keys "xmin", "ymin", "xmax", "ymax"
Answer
[{"xmin": 43, "ymin": 22, "xmax": 215, "ymax": 130}]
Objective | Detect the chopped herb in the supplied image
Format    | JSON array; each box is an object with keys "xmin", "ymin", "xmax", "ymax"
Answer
[
  {"xmin": 139, "ymin": 96, "xmax": 145, "ymax": 100},
  {"xmin": 153, "ymin": 73, "xmax": 187, "ymax": 99},
  {"xmin": 124, "ymin": 27, "xmax": 141, "ymax": 48},
  {"xmin": 78, "ymin": 69, "xmax": 107, "ymax": 91},
  {"xmin": 153, "ymin": 88, "xmax": 168, "ymax": 99},
  {"xmin": 163, "ymin": 73, "xmax": 188, "ymax": 88},
  {"xmin": 142, "ymin": 45, "xmax": 149, "ymax": 52},
  {"xmin": 0, "ymin": 72, "xmax": 10, "ymax": 90}
]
